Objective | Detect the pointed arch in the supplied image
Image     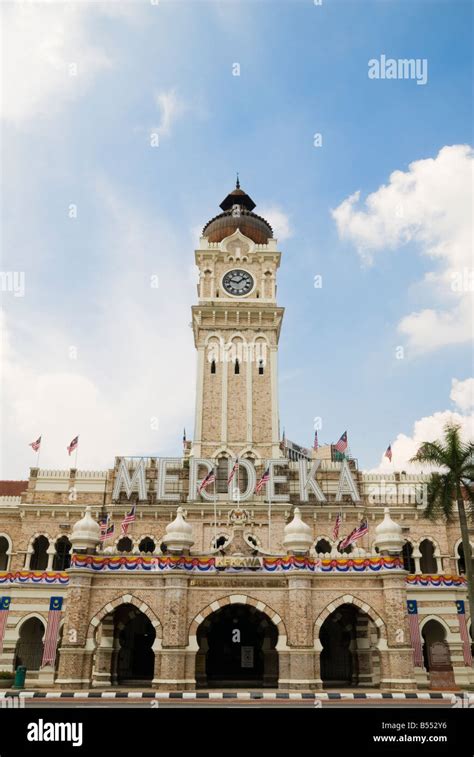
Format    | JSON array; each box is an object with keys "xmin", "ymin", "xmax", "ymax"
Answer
[
  {"xmin": 188, "ymin": 595, "xmax": 289, "ymax": 651},
  {"xmin": 314, "ymin": 595, "xmax": 387, "ymax": 644},
  {"xmin": 87, "ymin": 595, "xmax": 163, "ymax": 645}
]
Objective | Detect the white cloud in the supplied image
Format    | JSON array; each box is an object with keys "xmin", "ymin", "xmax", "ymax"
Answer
[
  {"xmin": 0, "ymin": 184, "xmax": 196, "ymax": 478},
  {"xmin": 154, "ymin": 90, "xmax": 186, "ymax": 137},
  {"xmin": 332, "ymin": 145, "xmax": 474, "ymax": 354},
  {"xmin": 450, "ymin": 377, "xmax": 474, "ymax": 412},
  {"xmin": 258, "ymin": 205, "xmax": 292, "ymax": 242},
  {"xmin": 1, "ymin": 2, "xmax": 118, "ymax": 124},
  {"xmin": 369, "ymin": 379, "xmax": 474, "ymax": 474}
]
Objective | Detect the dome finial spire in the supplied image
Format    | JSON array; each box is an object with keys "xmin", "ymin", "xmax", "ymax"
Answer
[{"xmin": 236, "ymin": 172, "xmax": 240, "ymax": 189}]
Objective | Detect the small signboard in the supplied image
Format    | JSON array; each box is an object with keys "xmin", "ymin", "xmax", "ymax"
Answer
[{"xmin": 241, "ymin": 646, "xmax": 254, "ymax": 669}]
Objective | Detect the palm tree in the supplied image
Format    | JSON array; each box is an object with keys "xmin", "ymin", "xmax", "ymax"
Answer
[{"xmin": 410, "ymin": 422, "xmax": 474, "ymax": 630}]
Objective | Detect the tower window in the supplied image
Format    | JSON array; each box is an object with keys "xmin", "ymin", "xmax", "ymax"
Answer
[
  {"xmin": 258, "ymin": 359, "xmax": 264, "ymax": 375},
  {"xmin": 211, "ymin": 359, "xmax": 216, "ymax": 374},
  {"xmin": 234, "ymin": 359, "xmax": 240, "ymax": 375}
]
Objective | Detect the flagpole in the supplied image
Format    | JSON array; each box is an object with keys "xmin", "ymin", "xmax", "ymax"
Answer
[
  {"xmin": 268, "ymin": 469, "xmax": 272, "ymax": 553},
  {"xmin": 36, "ymin": 443, "xmax": 41, "ymax": 470},
  {"xmin": 213, "ymin": 465, "xmax": 217, "ymax": 549},
  {"xmin": 74, "ymin": 443, "xmax": 78, "ymax": 470},
  {"xmin": 237, "ymin": 458, "xmax": 240, "ymax": 507}
]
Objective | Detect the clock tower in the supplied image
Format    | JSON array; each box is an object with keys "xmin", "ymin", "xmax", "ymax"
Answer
[{"xmin": 191, "ymin": 180, "xmax": 284, "ymax": 463}]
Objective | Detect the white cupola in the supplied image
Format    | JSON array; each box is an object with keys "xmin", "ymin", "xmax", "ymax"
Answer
[
  {"xmin": 374, "ymin": 507, "xmax": 404, "ymax": 555},
  {"xmin": 164, "ymin": 507, "xmax": 194, "ymax": 554},
  {"xmin": 70, "ymin": 506, "xmax": 101, "ymax": 552},
  {"xmin": 282, "ymin": 507, "xmax": 313, "ymax": 555}
]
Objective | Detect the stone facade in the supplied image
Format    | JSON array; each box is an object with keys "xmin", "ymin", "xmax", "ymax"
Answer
[{"xmin": 0, "ymin": 184, "xmax": 472, "ymax": 691}]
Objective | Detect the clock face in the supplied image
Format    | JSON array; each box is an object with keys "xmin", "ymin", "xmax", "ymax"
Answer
[{"xmin": 222, "ymin": 269, "xmax": 254, "ymax": 297}]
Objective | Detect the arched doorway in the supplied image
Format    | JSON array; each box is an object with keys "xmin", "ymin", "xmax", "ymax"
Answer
[
  {"xmin": 14, "ymin": 618, "xmax": 45, "ymax": 671},
  {"xmin": 113, "ymin": 605, "xmax": 156, "ymax": 685},
  {"xmin": 319, "ymin": 604, "xmax": 380, "ymax": 688},
  {"xmin": 196, "ymin": 604, "xmax": 278, "ymax": 688},
  {"xmin": 421, "ymin": 619, "xmax": 453, "ymax": 675}
]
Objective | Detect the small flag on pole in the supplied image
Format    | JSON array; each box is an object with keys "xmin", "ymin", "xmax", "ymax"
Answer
[
  {"xmin": 338, "ymin": 518, "xmax": 368, "ymax": 550},
  {"xmin": 334, "ymin": 431, "xmax": 348, "ymax": 454},
  {"xmin": 0, "ymin": 597, "xmax": 11, "ymax": 656},
  {"xmin": 407, "ymin": 600, "xmax": 424, "ymax": 668},
  {"xmin": 456, "ymin": 601, "xmax": 473, "ymax": 666},
  {"xmin": 121, "ymin": 505, "xmax": 136, "ymax": 536},
  {"xmin": 99, "ymin": 516, "xmax": 114, "ymax": 542},
  {"xmin": 67, "ymin": 436, "xmax": 79, "ymax": 455},
  {"xmin": 41, "ymin": 596, "xmax": 63, "ymax": 668},
  {"xmin": 183, "ymin": 428, "xmax": 186, "ymax": 448},
  {"xmin": 29, "ymin": 436, "xmax": 41, "ymax": 452},
  {"xmin": 255, "ymin": 467, "xmax": 270, "ymax": 494},
  {"xmin": 198, "ymin": 468, "xmax": 216, "ymax": 494},
  {"xmin": 227, "ymin": 458, "xmax": 239, "ymax": 486},
  {"xmin": 313, "ymin": 431, "xmax": 319, "ymax": 451},
  {"xmin": 332, "ymin": 511, "xmax": 342, "ymax": 541},
  {"xmin": 385, "ymin": 444, "xmax": 392, "ymax": 462}
]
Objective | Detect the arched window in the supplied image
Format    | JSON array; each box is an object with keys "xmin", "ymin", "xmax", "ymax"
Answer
[
  {"xmin": 117, "ymin": 537, "xmax": 133, "ymax": 553},
  {"xmin": 138, "ymin": 537, "xmax": 155, "ymax": 554},
  {"xmin": 216, "ymin": 457, "xmax": 229, "ymax": 494},
  {"xmin": 315, "ymin": 539, "xmax": 331, "ymax": 555},
  {"xmin": 456, "ymin": 542, "xmax": 471, "ymax": 575},
  {"xmin": 420, "ymin": 539, "xmax": 437, "ymax": 573},
  {"xmin": 52, "ymin": 536, "xmax": 71, "ymax": 571},
  {"xmin": 338, "ymin": 542, "xmax": 353, "ymax": 555},
  {"xmin": 210, "ymin": 359, "xmax": 216, "ymax": 374},
  {"xmin": 0, "ymin": 536, "xmax": 10, "ymax": 571},
  {"xmin": 402, "ymin": 541, "xmax": 415, "ymax": 573},
  {"xmin": 234, "ymin": 359, "xmax": 240, "ymax": 375},
  {"xmin": 30, "ymin": 536, "xmax": 49, "ymax": 571},
  {"xmin": 211, "ymin": 534, "xmax": 229, "ymax": 550}
]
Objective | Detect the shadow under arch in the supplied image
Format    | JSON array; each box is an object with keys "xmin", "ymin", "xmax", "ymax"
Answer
[{"xmin": 195, "ymin": 603, "xmax": 279, "ymax": 688}]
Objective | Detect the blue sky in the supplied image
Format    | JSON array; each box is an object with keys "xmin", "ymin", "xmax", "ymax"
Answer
[{"xmin": 1, "ymin": 0, "xmax": 472, "ymax": 477}]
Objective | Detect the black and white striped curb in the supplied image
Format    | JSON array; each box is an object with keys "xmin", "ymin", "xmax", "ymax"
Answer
[{"xmin": 0, "ymin": 691, "xmax": 472, "ymax": 701}]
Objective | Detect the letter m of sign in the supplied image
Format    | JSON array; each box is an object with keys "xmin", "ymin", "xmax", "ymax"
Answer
[{"xmin": 112, "ymin": 458, "xmax": 148, "ymax": 501}]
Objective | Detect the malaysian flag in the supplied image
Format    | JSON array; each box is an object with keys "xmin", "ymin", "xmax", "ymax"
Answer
[
  {"xmin": 313, "ymin": 431, "xmax": 319, "ymax": 451},
  {"xmin": 334, "ymin": 431, "xmax": 347, "ymax": 454},
  {"xmin": 198, "ymin": 468, "xmax": 216, "ymax": 494},
  {"xmin": 255, "ymin": 467, "xmax": 270, "ymax": 494},
  {"xmin": 29, "ymin": 436, "xmax": 41, "ymax": 452},
  {"xmin": 227, "ymin": 458, "xmax": 239, "ymax": 486},
  {"xmin": 41, "ymin": 596, "xmax": 63, "ymax": 668},
  {"xmin": 67, "ymin": 435, "xmax": 79, "ymax": 455},
  {"xmin": 332, "ymin": 511, "xmax": 342, "ymax": 541},
  {"xmin": 385, "ymin": 444, "xmax": 392, "ymax": 462},
  {"xmin": 456, "ymin": 600, "xmax": 473, "ymax": 666},
  {"xmin": 0, "ymin": 597, "xmax": 11, "ymax": 656},
  {"xmin": 99, "ymin": 516, "xmax": 114, "ymax": 543},
  {"xmin": 407, "ymin": 600, "xmax": 423, "ymax": 667},
  {"xmin": 99, "ymin": 516, "xmax": 108, "ymax": 542},
  {"xmin": 338, "ymin": 517, "xmax": 368, "ymax": 550},
  {"xmin": 121, "ymin": 505, "xmax": 136, "ymax": 536}
]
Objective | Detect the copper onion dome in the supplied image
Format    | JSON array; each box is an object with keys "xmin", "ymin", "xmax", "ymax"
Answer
[{"xmin": 202, "ymin": 178, "xmax": 273, "ymax": 244}]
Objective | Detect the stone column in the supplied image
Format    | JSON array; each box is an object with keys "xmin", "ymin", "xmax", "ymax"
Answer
[
  {"xmin": 285, "ymin": 575, "xmax": 319, "ymax": 689},
  {"xmin": 381, "ymin": 572, "xmax": 417, "ymax": 690},
  {"xmin": 55, "ymin": 570, "xmax": 94, "ymax": 689},
  {"xmin": 91, "ymin": 615, "xmax": 114, "ymax": 687},
  {"xmin": 153, "ymin": 574, "xmax": 189, "ymax": 690}
]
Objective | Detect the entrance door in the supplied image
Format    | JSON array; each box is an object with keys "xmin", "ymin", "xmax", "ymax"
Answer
[
  {"xmin": 115, "ymin": 609, "xmax": 156, "ymax": 685},
  {"xmin": 196, "ymin": 604, "xmax": 278, "ymax": 688}
]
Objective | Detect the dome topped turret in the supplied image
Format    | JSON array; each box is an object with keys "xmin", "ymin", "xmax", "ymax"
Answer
[
  {"xmin": 70, "ymin": 506, "xmax": 101, "ymax": 552},
  {"xmin": 202, "ymin": 178, "xmax": 273, "ymax": 244},
  {"xmin": 282, "ymin": 507, "xmax": 313, "ymax": 555}
]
